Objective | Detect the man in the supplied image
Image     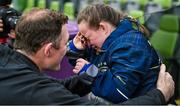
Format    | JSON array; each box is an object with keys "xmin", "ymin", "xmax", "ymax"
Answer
[{"xmin": 0, "ymin": 8, "xmax": 174, "ymax": 104}]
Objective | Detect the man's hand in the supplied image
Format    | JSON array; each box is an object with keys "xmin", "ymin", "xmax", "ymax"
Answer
[
  {"xmin": 0, "ymin": 19, "xmax": 3, "ymax": 32},
  {"xmin": 157, "ymin": 64, "xmax": 175, "ymax": 102}
]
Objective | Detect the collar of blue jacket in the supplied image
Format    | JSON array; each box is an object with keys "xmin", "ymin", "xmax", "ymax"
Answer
[{"xmin": 101, "ymin": 19, "xmax": 135, "ymax": 50}]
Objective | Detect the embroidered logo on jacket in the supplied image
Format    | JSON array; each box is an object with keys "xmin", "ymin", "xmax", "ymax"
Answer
[{"xmin": 97, "ymin": 62, "xmax": 108, "ymax": 72}]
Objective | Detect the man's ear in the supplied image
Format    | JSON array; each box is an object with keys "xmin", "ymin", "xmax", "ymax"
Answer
[{"xmin": 44, "ymin": 43, "xmax": 53, "ymax": 57}]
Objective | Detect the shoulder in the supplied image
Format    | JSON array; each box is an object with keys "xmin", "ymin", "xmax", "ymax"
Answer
[
  {"xmin": 28, "ymin": 74, "xmax": 71, "ymax": 104},
  {"xmin": 110, "ymin": 31, "xmax": 150, "ymax": 52}
]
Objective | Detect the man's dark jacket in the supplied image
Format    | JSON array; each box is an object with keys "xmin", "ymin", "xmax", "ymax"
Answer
[{"xmin": 0, "ymin": 44, "xmax": 166, "ymax": 105}]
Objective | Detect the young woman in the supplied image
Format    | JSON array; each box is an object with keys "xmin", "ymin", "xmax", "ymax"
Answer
[{"xmin": 67, "ymin": 4, "xmax": 161, "ymax": 103}]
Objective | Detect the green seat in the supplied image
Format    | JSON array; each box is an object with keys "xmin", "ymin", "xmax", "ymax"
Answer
[
  {"xmin": 24, "ymin": 0, "xmax": 35, "ymax": 12},
  {"xmin": 125, "ymin": 0, "xmax": 140, "ymax": 13},
  {"xmin": 64, "ymin": 2, "xmax": 74, "ymax": 20},
  {"xmin": 50, "ymin": 1, "xmax": 59, "ymax": 11},
  {"xmin": 36, "ymin": 0, "xmax": 46, "ymax": 8},
  {"xmin": 119, "ymin": 0, "xmax": 127, "ymax": 9},
  {"xmin": 129, "ymin": 10, "xmax": 144, "ymax": 24},
  {"xmin": 138, "ymin": 0, "xmax": 148, "ymax": 9},
  {"xmin": 12, "ymin": 0, "xmax": 27, "ymax": 12},
  {"xmin": 104, "ymin": 0, "xmax": 109, "ymax": 4},
  {"xmin": 153, "ymin": 0, "xmax": 172, "ymax": 9},
  {"xmin": 161, "ymin": 0, "xmax": 172, "ymax": 9},
  {"xmin": 150, "ymin": 14, "xmax": 179, "ymax": 66},
  {"xmin": 119, "ymin": 0, "xmax": 127, "ymax": 4}
]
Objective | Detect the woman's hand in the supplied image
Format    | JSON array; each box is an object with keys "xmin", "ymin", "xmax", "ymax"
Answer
[
  {"xmin": 73, "ymin": 58, "xmax": 90, "ymax": 74},
  {"xmin": 73, "ymin": 32, "xmax": 88, "ymax": 50}
]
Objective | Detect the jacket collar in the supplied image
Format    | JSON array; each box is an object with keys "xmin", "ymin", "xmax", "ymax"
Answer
[
  {"xmin": 15, "ymin": 51, "xmax": 40, "ymax": 72},
  {"xmin": 101, "ymin": 19, "xmax": 133, "ymax": 50},
  {"xmin": 0, "ymin": 44, "xmax": 40, "ymax": 72}
]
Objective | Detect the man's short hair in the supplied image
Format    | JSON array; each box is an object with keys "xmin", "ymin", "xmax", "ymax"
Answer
[{"xmin": 14, "ymin": 8, "xmax": 68, "ymax": 54}]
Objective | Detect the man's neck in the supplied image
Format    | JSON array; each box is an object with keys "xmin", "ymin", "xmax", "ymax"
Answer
[{"xmin": 16, "ymin": 49, "xmax": 42, "ymax": 71}]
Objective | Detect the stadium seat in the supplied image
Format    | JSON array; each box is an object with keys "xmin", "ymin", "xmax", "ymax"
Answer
[
  {"xmin": 138, "ymin": 0, "xmax": 149, "ymax": 9},
  {"xmin": 153, "ymin": 0, "xmax": 172, "ymax": 9},
  {"xmin": 50, "ymin": 1, "xmax": 59, "ymax": 11},
  {"xmin": 125, "ymin": 0, "xmax": 140, "ymax": 13},
  {"xmin": 24, "ymin": 0, "xmax": 34, "ymax": 12},
  {"xmin": 46, "ymin": 0, "xmax": 65, "ymax": 12},
  {"xmin": 64, "ymin": 2, "xmax": 74, "ymax": 20},
  {"xmin": 119, "ymin": 0, "xmax": 127, "ymax": 10},
  {"xmin": 37, "ymin": 0, "xmax": 46, "ymax": 8},
  {"xmin": 162, "ymin": 0, "xmax": 172, "ymax": 8},
  {"xmin": 108, "ymin": 0, "xmax": 121, "ymax": 10},
  {"xmin": 119, "ymin": 0, "xmax": 127, "ymax": 5},
  {"xmin": 145, "ymin": 1, "xmax": 162, "ymax": 13},
  {"xmin": 12, "ymin": 0, "xmax": 27, "ymax": 12},
  {"xmin": 129, "ymin": 10, "xmax": 144, "ymax": 24},
  {"xmin": 150, "ymin": 14, "xmax": 179, "ymax": 66}
]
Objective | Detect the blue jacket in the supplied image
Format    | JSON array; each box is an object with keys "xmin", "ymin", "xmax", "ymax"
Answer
[{"xmin": 67, "ymin": 19, "xmax": 161, "ymax": 103}]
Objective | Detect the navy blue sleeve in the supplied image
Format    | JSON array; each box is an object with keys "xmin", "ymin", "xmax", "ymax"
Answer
[{"xmin": 66, "ymin": 40, "xmax": 86, "ymax": 66}]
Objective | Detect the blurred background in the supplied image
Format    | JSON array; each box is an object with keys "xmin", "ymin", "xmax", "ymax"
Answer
[{"xmin": 10, "ymin": 0, "xmax": 180, "ymax": 104}]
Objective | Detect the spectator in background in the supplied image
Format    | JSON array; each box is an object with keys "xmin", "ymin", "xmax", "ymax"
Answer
[
  {"xmin": 0, "ymin": 0, "xmax": 21, "ymax": 46},
  {"xmin": 0, "ymin": 19, "xmax": 2, "ymax": 32},
  {"xmin": 67, "ymin": 3, "xmax": 162, "ymax": 103}
]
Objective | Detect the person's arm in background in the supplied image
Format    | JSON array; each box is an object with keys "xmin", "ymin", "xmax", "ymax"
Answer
[{"xmin": 0, "ymin": 19, "xmax": 3, "ymax": 32}]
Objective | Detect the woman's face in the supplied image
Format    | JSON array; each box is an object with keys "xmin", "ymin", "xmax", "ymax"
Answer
[{"xmin": 78, "ymin": 20, "xmax": 106, "ymax": 49}]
